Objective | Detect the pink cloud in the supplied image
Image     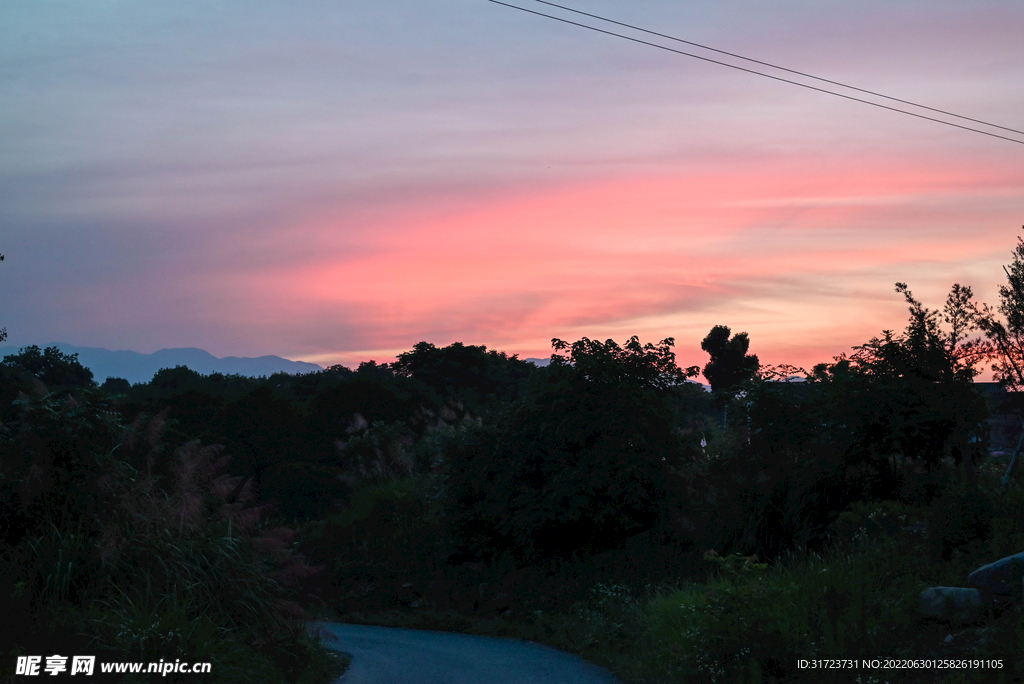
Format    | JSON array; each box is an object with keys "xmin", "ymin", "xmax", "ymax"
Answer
[{"xmin": 198, "ymin": 153, "xmax": 1022, "ymax": 375}]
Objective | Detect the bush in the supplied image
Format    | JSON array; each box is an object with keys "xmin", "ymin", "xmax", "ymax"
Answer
[
  {"xmin": 643, "ymin": 538, "xmax": 925, "ymax": 683},
  {"xmin": 929, "ymin": 483, "xmax": 993, "ymax": 561},
  {"xmin": 303, "ymin": 477, "xmax": 446, "ymax": 610},
  {"xmin": 829, "ymin": 500, "xmax": 919, "ymax": 547}
]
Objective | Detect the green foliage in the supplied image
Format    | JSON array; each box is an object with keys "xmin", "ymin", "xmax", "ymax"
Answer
[
  {"xmin": 703, "ymin": 549, "xmax": 768, "ymax": 576},
  {"xmin": 827, "ymin": 282, "xmax": 988, "ymax": 469},
  {"xmin": 1, "ymin": 344, "xmax": 96, "ymax": 389},
  {"xmin": 304, "ymin": 362, "xmax": 435, "ymax": 443},
  {"xmin": 539, "ymin": 583, "xmax": 641, "ymax": 655},
  {"xmin": 0, "ymin": 391, "xmax": 123, "ymax": 547},
  {"xmin": 828, "ymin": 500, "xmax": 918, "ymax": 547},
  {"xmin": 334, "ymin": 455, "xmax": 1024, "ymax": 684},
  {"xmin": 928, "ymin": 481, "xmax": 993, "ymax": 561},
  {"xmin": 731, "ymin": 283, "xmax": 990, "ymax": 559},
  {"xmin": 302, "ymin": 476, "xmax": 446, "ymax": 611},
  {"xmin": 644, "ymin": 538, "xmax": 926, "ymax": 683},
  {"xmin": 392, "ymin": 341, "xmax": 534, "ymax": 408},
  {"xmin": 262, "ymin": 461, "xmax": 351, "ymax": 520},
  {"xmin": 550, "ymin": 335, "xmax": 699, "ymax": 389},
  {"xmin": 727, "ymin": 466, "xmax": 846, "ymax": 561},
  {"xmin": 110, "ymin": 345, "xmax": 496, "ymax": 533},
  {"xmin": 338, "ymin": 420, "xmax": 416, "ymax": 481},
  {"xmin": 446, "ymin": 336, "xmax": 698, "ymax": 563},
  {"xmin": 100, "ymin": 376, "xmax": 132, "ymax": 394},
  {"xmin": 220, "ymin": 385, "xmax": 306, "ymax": 470},
  {"xmin": 150, "ymin": 364, "xmax": 206, "ymax": 391},
  {"xmin": 0, "ymin": 394, "xmax": 336, "ymax": 684}
]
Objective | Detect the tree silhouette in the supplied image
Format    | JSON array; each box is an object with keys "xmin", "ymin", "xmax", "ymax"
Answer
[
  {"xmin": 838, "ymin": 282, "xmax": 987, "ymax": 470},
  {"xmin": 1, "ymin": 345, "xmax": 95, "ymax": 389},
  {"xmin": 975, "ymin": 229, "xmax": 1024, "ymax": 389},
  {"xmin": 446, "ymin": 336, "xmax": 699, "ymax": 562},
  {"xmin": 392, "ymin": 341, "xmax": 533, "ymax": 407},
  {"xmin": 0, "ymin": 253, "xmax": 5, "ymax": 343},
  {"xmin": 700, "ymin": 325, "xmax": 760, "ymax": 393}
]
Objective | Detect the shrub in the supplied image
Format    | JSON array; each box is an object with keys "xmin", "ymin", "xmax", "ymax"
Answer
[
  {"xmin": 829, "ymin": 500, "xmax": 919, "ymax": 547},
  {"xmin": 303, "ymin": 476, "xmax": 446, "ymax": 608},
  {"xmin": 644, "ymin": 538, "xmax": 925, "ymax": 683},
  {"xmin": 336, "ymin": 419, "xmax": 416, "ymax": 481},
  {"xmin": 929, "ymin": 483, "xmax": 993, "ymax": 561}
]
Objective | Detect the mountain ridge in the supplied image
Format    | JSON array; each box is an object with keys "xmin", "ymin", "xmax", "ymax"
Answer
[{"xmin": 0, "ymin": 343, "xmax": 323, "ymax": 384}]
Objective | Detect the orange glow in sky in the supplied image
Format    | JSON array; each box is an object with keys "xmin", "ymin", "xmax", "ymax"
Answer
[{"xmin": 221, "ymin": 156, "xmax": 1023, "ymax": 378}]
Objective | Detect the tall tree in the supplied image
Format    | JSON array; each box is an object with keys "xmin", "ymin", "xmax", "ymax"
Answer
[
  {"xmin": 870, "ymin": 282, "xmax": 983, "ymax": 384},
  {"xmin": 975, "ymin": 230, "xmax": 1024, "ymax": 389},
  {"xmin": 802, "ymin": 282, "xmax": 987, "ymax": 473},
  {"xmin": 700, "ymin": 325, "xmax": 760, "ymax": 393},
  {"xmin": 446, "ymin": 336, "xmax": 699, "ymax": 562}
]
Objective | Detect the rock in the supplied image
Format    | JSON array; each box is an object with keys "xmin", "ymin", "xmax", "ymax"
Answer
[
  {"xmin": 968, "ymin": 552, "xmax": 1024, "ymax": 597},
  {"xmin": 920, "ymin": 587, "xmax": 982, "ymax": 623}
]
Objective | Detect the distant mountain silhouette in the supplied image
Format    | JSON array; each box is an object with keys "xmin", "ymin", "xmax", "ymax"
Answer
[
  {"xmin": 0, "ymin": 343, "xmax": 323, "ymax": 384},
  {"xmin": 524, "ymin": 357, "xmax": 551, "ymax": 367}
]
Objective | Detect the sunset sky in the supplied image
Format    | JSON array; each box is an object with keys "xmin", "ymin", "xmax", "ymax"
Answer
[{"xmin": 2, "ymin": 0, "xmax": 1022, "ymax": 379}]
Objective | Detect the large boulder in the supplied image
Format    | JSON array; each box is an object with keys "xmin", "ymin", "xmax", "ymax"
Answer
[
  {"xmin": 919, "ymin": 587, "xmax": 982, "ymax": 623},
  {"xmin": 968, "ymin": 552, "xmax": 1024, "ymax": 597}
]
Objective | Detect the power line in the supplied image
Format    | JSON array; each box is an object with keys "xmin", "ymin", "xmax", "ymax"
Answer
[
  {"xmin": 487, "ymin": 0, "xmax": 1024, "ymax": 147},
  {"xmin": 534, "ymin": 0, "xmax": 1024, "ymax": 138}
]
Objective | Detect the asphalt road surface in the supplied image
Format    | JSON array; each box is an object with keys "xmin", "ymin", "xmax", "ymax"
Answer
[{"xmin": 312, "ymin": 622, "xmax": 625, "ymax": 684}]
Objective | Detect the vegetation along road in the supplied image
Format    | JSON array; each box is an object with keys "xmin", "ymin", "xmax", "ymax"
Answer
[{"xmin": 313, "ymin": 622, "xmax": 624, "ymax": 684}]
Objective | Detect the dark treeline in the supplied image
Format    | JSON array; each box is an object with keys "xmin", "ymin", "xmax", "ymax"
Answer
[{"xmin": 6, "ymin": 234, "xmax": 1024, "ymax": 682}]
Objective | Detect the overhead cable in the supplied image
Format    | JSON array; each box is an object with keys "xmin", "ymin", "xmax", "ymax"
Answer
[
  {"xmin": 534, "ymin": 0, "xmax": 1024, "ymax": 138},
  {"xmin": 487, "ymin": 0, "xmax": 1024, "ymax": 146}
]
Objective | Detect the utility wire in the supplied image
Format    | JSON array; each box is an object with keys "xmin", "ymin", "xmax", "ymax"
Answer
[
  {"xmin": 488, "ymin": 0, "xmax": 1024, "ymax": 146},
  {"xmin": 534, "ymin": 0, "xmax": 1024, "ymax": 138}
]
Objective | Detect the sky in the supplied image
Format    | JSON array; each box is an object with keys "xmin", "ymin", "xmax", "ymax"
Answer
[{"xmin": 2, "ymin": 0, "xmax": 1022, "ymax": 379}]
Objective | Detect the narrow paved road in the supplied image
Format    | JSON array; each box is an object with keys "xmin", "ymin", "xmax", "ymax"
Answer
[{"xmin": 311, "ymin": 622, "xmax": 625, "ymax": 684}]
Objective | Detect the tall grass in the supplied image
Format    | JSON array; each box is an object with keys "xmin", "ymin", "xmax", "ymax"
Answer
[{"xmin": 0, "ymin": 397, "xmax": 339, "ymax": 684}]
